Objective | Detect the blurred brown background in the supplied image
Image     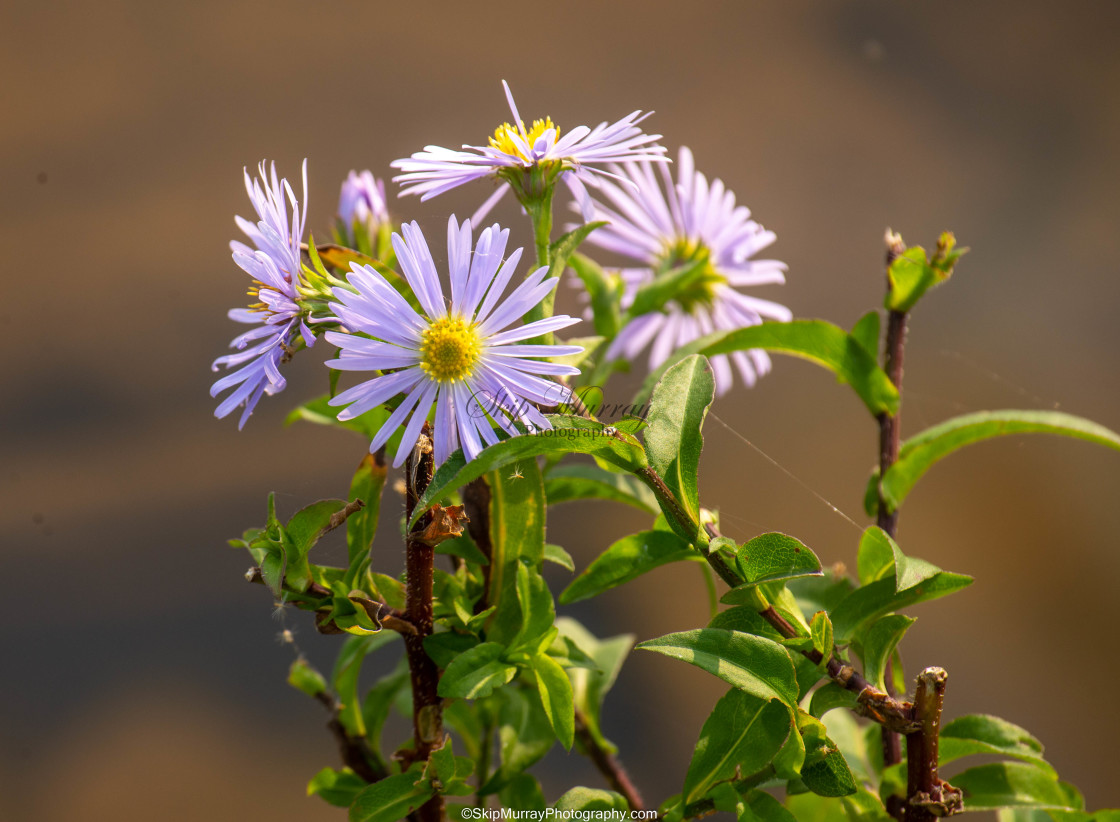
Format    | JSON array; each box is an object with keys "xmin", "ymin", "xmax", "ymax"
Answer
[{"xmin": 3, "ymin": 1, "xmax": 1119, "ymax": 819}]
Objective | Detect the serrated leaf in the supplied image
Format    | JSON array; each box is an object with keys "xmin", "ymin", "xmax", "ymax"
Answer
[
  {"xmin": 634, "ymin": 320, "xmax": 900, "ymax": 417},
  {"xmin": 645, "ymin": 355, "xmax": 714, "ymax": 527},
  {"xmin": 683, "ymin": 688, "xmax": 792, "ymax": 803},
  {"xmin": 829, "ymin": 572, "xmax": 973, "ymax": 642},
  {"xmin": 348, "ymin": 768, "xmax": 434, "ymax": 822},
  {"xmin": 544, "ymin": 463, "xmax": 659, "ymax": 513},
  {"xmin": 637, "ymin": 629, "xmax": 799, "ymax": 708},
  {"xmin": 861, "ymin": 615, "xmax": 915, "ymax": 692},
  {"xmin": 412, "ymin": 416, "xmax": 647, "ymax": 527},
  {"xmin": 953, "ymin": 762, "xmax": 1077, "ymax": 811},
  {"xmin": 940, "ymin": 714, "xmax": 1053, "ymax": 774},
  {"xmin": 722, "ymin": 533, "xmax": 823, "ymax": 603},
  {"xmin": 877, "ymin": 410, "xmax": 1120, "ymax": 514},
  {"xmin": 437, "ymin": 643, "xmax": 518, "ymax": 699},
  {"xmin": 532, "ymin": 653, "xmax": 574, "ymax": 749},
  {"xmin": 560, "ymin": 530, "xmax": 698, "ymax": 604}
]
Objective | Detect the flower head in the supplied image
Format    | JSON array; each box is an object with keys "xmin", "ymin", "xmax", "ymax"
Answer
[
  {"xmin": 584, "ymin": 147, "xmax": 792, "ymax": 395},
  {"xmin": 338, "ymin": 170, "xmax": 390, "ymax": 234},
  {"xmin": 211, "ymin": 160, "xmax": 315, "ymax": 428},
  {"xmin": 391, "ymin": 81, "xmax": 667, "ymax": 222},
  {"xmin": 326, "ymin": 216, "xmax": 582, "ymax": 467}
]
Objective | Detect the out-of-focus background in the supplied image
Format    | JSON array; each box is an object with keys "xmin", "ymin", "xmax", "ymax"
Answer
[{"xmin": 3, "ymin": 1, "xmax": 1119, "ymax": 819}]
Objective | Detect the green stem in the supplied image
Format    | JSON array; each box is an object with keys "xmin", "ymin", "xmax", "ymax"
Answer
[{"xmin": 524, "ymin": 193, "xmax": 556, "ymax": 345}]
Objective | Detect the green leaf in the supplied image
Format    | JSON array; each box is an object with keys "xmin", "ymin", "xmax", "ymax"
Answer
[
  {"xmin": 288, "ymin": 658, "xmax": 327, "ymax": 698},
  {"xmin": 555, "ymin": 787, "xmax": 630, "ymax": 813},
  {"xmin": 543, "ymin": 542, "xmax": 575, "ymax": 571},
  {"xmin": 499, "ymin": 774, "xmax": 547, "ymax": 812},
  {"xmin": 544, "ymin": 463, "xmax": 659, "ymax": 513},
  {"xmin": 860, "ymin": 615, "xmax": 915, "ymax": 692},
  {"xmin": 412, "ymin": 416, "xmax": 647, "ymax": 526},
  {"xmin": 531, "ymin": 653, "xmax": 575, "ymax": 749},
  {"xmin": 878, "ymin": 410, "xmax": 1120, "ymax": 514},
  {"xmin": 362, "ymin": 659, "xmax": 409, "ymax": 764},
  {"xmin": 560, "ymin": 530, "xmax": 698, "ymax": 604},
  {"xmin": 481, "ymin": 687, "xmax": 556, "ymax": 794},
  {"xmin": 423, "ymin": 631, "xmax": 480, "ymax": 669},
  {"xmin": 742, "ymin": 789, "xmax": 799, "ymax": 822},
  {"xmin": 508, "ymin": 563, "xmax": 556, "ymax": 655},
  {"xmin": 486, "ymin": 460, "xmax": 545, "ymax": 644},
  {"xmin": 637, "ymin": 628, "xmax": 799, "ymax": 708},
  {"xmin": 349, "ymin": 768, "xmax": 434, "ymax": 822},
  {"xmin": 549, "ymin": 221, "xmax": 608, "ymax": 278},
  {"xmin": 809, "ymin": 612, "xmax": 834, "ymax": 663},
  {"xmin": 569, "ymin": 253, "xmax": 623, "ymax": 339},
  {"xmin": 627, "ymin": 256, "xmax": 711, "ymax": 318},
  {"xmin": 307, "ymin": 767, "xmax": 367, "ymax": 808},
  {"xmin": 683, "ymin": 688, "xmax": 792, "ymax": 803},
  {"xmin": 808, "ymin": 683, "xmax": 858, "ymax": 719},
  {"xmin": 437, "ymin": 642, "xmax": 518, "ymax": 699},
  {"xmin": 634, "ymin": 320, "xmax": 900, "ymax": 417},
  {"xmin": 850, "ymin": 310, "xmax": 881, "ymax": 357},
  {"xmin": 857, "ymin": 526, "xmax": 895, "ymax": 586},
  {"xmin": 333, "ymin": 633, "xmax": 395, "ymax": 737},
  {"xmin": 556, "ymin": 617, "xmax": 633, "ymax": 755},
  {"xmin": 829, "ymin": 572, "xmax": 973, "ymax": 642},
  {"xmin": 798, "ymin": 713, "xmax": 858, "ymax": 797},
  {"xmin": 346, "ymin": 453, "xmax": 387, "ymax": 582},
  {"xmin": 940, "ymin": 714, "xmax": 1053, "ymax": 774},
  {"xmin": 645, "ymin": 355, "xmax": 714, "ymax": 526},
  {"xmin": 722, "ymin": 533, "xmax": 823, "ymax": 603},
  {"xmin": 281, "ymin": 499, "xmax": 347, "ymax": 592},
  {"xmin": 953, "ymin": 762, "xmax": 1077, "ymax": 811},
  {"xmin": 286, "ymin": 394, "xmax": 393, "ymax": 440},
  {"xmin": 885, "ymin": 233, "xmax": 964, "ymax": 313}
]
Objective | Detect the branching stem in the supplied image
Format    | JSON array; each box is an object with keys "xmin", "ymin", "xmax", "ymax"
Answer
[{"xmin": 574, "ymin": 707, "xmax": 645, "ymax": 812}]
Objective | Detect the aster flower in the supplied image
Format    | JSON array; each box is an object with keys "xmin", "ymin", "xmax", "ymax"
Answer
[
  {"xmin": 211, "ymin": 160, "xmax": 316, "ymax": 428},
  {"xmin": 391, "ymin": 81, "xmax": 667, "ymax": 223},
  {"xmin": 325, "ymin": 216, "xmax": 582, "ymax": 467},
  {"xmin": 337, "ymin": 169, "xmax": 391, "ymax": 249},
  {"xmin": 583, "ymin": 147, "xmax": 792, "ymax": 395}
]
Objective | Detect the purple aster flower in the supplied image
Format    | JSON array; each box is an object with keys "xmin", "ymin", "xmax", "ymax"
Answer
[
  {"xmin": 391, "ymin": 81, "xmax": 667, "ymax": 222},
  {"xmin": 325, "ymin": 216, "xmax": 583, "ymax": 467},
  {"xmin": 583, "ymin": 147, "xmax": 792, "ymax": 395},
  {"xmin": 211, "ymin": 160, "xmax": 316, "ymax": 428},
  {"xmin": 338, "ymin": 169, "xmax": 390, "ymax": 232}
]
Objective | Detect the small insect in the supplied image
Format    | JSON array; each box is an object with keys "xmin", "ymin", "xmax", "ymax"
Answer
[
  {"xmin": 508, "ymin": 467, "xmax": 524, "ymax": 480},
  {"xmin": 603, "ymin": 426, "xmax": 619, "ymax": 437}
]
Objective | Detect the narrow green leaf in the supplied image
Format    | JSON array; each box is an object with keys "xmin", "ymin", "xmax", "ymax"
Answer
[
  {"xmin": 437, "ymin": 642, "xmax": 518, "ymax": 699},
  {"xmin": 860, "ymin": 615, "xmax": 915, "ymax": 692},
  {"xmin": 569, "ymin": 253, "xmax": 623, "ymax": 339},
  {"xmin": 879, "ymin": 410, "xmax": 1120, "ymax": 514},
  {"xmin": 722, "ymin": 533, "xmax": 823, "ymax": 603},
  {"xmin": 362, "ymin": 658, "xmax": 409, "ymax": 764},
  {"xmin": 627, "ymin": 256, "xmax": 711, "ymax": 317},
  {"xmin": 857, "ymin": 526, "xmax": 895, "ymax": 586},
  {"xmin": 288, "ymin": 658, "xmax": 327, "ymax": 698},
  {"xmin": 634, "ymin": 320, "xmax": 900, "ymax": 417},
  {"xmin": 532, "ymin": 653, "xmax": 575, "ymax": 749},
  {"xmin": 549, "ymin": 221, "xmax": 608, "ymax": 277},
  {"xmin": 556, "ymin": 617, "xmax": 633, "ymax": 755},
  {"xmin": 349, "ymin": 769, "xmax": 434, "ymax": 822},
  {"xmin": 499, "ymin": 774, "xmax": 547, "ymax": 812},
  {"xmin": 743, "ymin": 789, "xmax": 799, "ymax": 822},
  {"xmin": 487, "ymin": 460, "xmax": 545, "ymax": 644},
  {"xmin": 333, "ymin": 632, "xmax": 395, "ymax": 737},
  {"xmin": 885, "ymin": 233, "xmax": 963, "ymax": 313},
  {"xmin": 508, "ymin": 564, "xmax": 556, "ymax": 655},
  {"xmin": 637, "ymin": 628, "xmax": 799, "ymax": 708},
  {"xmin": 307, "ymin": 767, "xmax": 367, "ymax": 808},
  {"xmin": 953, "ymin": 762, "xmax": 1076, "ymax": 811},
  {"xmin": 645, "ymin": 355, "xmax": 715, "ymax": 524},
  {"xmin": 830, "ymin": 572, "xmax": 973, "ymax": 642},
  {"xmin": 809, "ymin": 612, "xmax": 834, "ymax": 663},
  {"xmin": 808, "ymin": 683, "xmax": 858, "ymax": 719},
  {"xmin": 544, "ymin": 463, "xmax": 659, "ymax": 513},
  {"xmin": 683, "ymin": 688, "xmax": 792, "ymax": 803},
  {"xmin": 423, "ymin": 631, "xmax": 480, "ymax": 669},
  {"xmin": 286, "ymin": 394, "xmax": 392, "ymax": 440},
  {"xmin": 940, "ymin": 714, "xmax": 1053, "ymax": 774},
  {"xmin": 850, "ymin": 310, "xmax": 881, "ymax": 357},
  {"xmin": 559, "ymin": 530, "xmax": 698, "ymax": 604},
  {"xmin": 412, "ymin": 416, "xmax": 647, "ymax": 526},
  {"xmin": 798, "ymin": 713, "xmax": 858, "ymax": 797},
  {"xmin": 346, "ymin": 453, "xmax": 386, "ymax": 578},
  {"xmin": 543, "ymin": 542, "xmax": 575, "ymax": 571},
  {"xmin": 480, "ymin": 687, "xmax": 556, "ymax": 795}
]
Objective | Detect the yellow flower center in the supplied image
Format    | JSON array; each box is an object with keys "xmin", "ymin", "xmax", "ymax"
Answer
[
  {"xmin": 660, "ymin": 238, "xmax": 727, "ymax": 313},
  {"xmin": 489, "ymin": 117, "xmax": 559, "ymax": 161},
  {"xmin": 419, "ymin": 316, "xmax": 482, "ymax": 383}
]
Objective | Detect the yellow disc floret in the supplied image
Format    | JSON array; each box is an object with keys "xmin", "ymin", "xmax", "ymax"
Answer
[
  {"xmin": 660, "ymin": 238, "xmax": 727, "ymax": 314},
  {"xmin": 419, "ymin": 316, "xmax": 482, "ymax": 383},
  {"xmin": 490, "ymin": 117, "xmax": 559, "ymax": 161}
]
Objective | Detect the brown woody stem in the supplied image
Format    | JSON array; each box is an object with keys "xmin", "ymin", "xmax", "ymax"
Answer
[
  {"xmin": 404, "ymin": 423, "xmax": 445, "ymax": 822},
  {"xmin": 574, "ymin": 707, "xmax": 645, "ymax": 812}
]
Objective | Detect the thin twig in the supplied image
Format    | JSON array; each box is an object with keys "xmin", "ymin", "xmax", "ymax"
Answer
[
  {"xmin": 313, "ymin": 691, "xmax": 389, "ymax": 784},
  {"xmin": 574, "ymin": 708, "xmax": 645, "ymax": 812}
]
